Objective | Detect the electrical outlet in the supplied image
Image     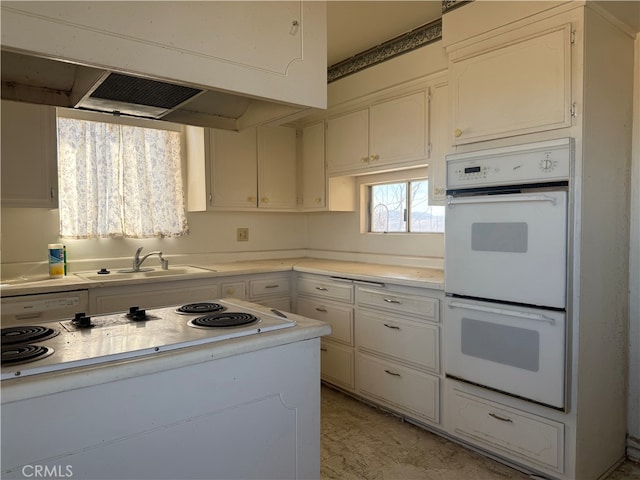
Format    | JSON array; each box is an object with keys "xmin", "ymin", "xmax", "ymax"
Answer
[{"xmin": 237, "ymin": 228, "xmax": 249, "ymax": 242}]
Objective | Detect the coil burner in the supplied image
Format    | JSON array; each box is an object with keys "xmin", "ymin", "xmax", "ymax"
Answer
[
  {"xmin": 176, "ymin": 302, "xmax": 227, "ymax": 315},
  {"xmin": 188, "ymin": 312, "xmax": 260, "ymax": 329}
]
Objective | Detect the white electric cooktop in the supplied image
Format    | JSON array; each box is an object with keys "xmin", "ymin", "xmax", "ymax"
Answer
[{"xmin": 1, "ymin": 299, "xmax": 296, "ymax": 380}]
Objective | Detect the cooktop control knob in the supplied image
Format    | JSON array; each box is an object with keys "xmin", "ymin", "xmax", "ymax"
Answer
[
  {"xmin": 127, "ymin": 306, "xmax": 147, "ymax": 321},
  {"xmin": 73, "ymin": 312, "xmax": 93, "ymax": 328}
]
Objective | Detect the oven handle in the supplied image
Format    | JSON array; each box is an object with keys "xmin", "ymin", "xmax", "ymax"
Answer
[
  {"xmin": 448, "ymin": 301, "xmax": 556, "ymax": 324},
  {"xmin": 447, "ymin": 194, "xmax": 557, "ymax": 207}
]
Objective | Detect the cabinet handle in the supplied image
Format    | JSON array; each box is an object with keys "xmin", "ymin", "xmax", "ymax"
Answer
[
  {"xmin": 383, "ymin": 323, "xmax": 400, "ymax": 330},
  {"xmin": 320, "ymin": 347, "xmax": 328, "ymax": 352},
  {"xmin": 383, "ymin": 298, "xmax": 401, "ymax": 304},
  {"xmin": 369, "ymin": 154, "xmax": 379, "ymax": 162},
  {"xmin": 315, "ymin": 307, "xmax": 328, "ymax": 313},
  {"xmin": 360, "ymin": 156, "xmax": 368, "ymax": 163},
  {"xmin": 265, "ymin": 284, "xmax": 280, "ymax": 289},
  {"xmin": 489, "ymin": 412, "xmax": 513, "ymax": 423},
  {"xmin": 454, "ymin": 128, "xmax": 463, "ymax": 138},
  {"xmin": 226, "ymin": 288, "xmax": 235, "ymax": 295},
  {"xmin": 315, "ymin": 197, "xmax": 322, "ymax": 203},
  {"xmin": 261, "ymin": 197, "xmax": 270, "ymax": 204},
  {"xmin": 384, "ymin": 369, "xmax": 401, "ymax": 377},
  {"xmin": 315, "ymin": 286, "xmax": 328, "ymax": 291},
  {"xmin": 248, "ymin": 196, "xmax": 256, "ymax": 203}
]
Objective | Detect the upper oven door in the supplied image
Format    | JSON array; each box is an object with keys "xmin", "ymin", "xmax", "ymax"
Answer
[{"xmin": 445, "ymin": 189, "xmax": 567, "ymax": 309}]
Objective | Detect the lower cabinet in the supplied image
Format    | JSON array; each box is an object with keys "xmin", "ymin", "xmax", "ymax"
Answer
[
  {"xmin": 447, "ymin": 387, "xmax": 565, "ymax": 474},
  {"xmin": 356, "ymin": 352, "xmax": 439, "ymax": 424},
  {"xmin": 295, "ymin": 272, "xmax": 444, "ymax": 427}
]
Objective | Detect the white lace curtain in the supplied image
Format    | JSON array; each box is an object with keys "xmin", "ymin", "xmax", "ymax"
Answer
[{"xmin": 57, "ymin": 117, "xmax": 189, "ymax": 239}]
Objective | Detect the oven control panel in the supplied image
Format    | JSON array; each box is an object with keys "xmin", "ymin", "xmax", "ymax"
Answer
[{"xmin": 446, "ymin": 138, "xmax": 571, "ymax": 190}]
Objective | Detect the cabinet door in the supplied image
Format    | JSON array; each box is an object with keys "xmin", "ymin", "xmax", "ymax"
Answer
[
  {"xmin": 257, "ymin": 126, "xmax": 297, "ymax": 209},
  {"xmin": 326, "ymin": 108, "xmax": 369, "ymax": 175},
  {"xmin": 428, "ymin": 81, "xmax": 449, "ymax": 206},
  {"xmin": 1, "ymin": 100, "xmax": 57, "ymax": 208},
  {"xmin": 210, "ymin": 128, "xmax": 258, "ymax": 209},
  {"xmin": 369, "ymin": 90, "xmax": 428, "ymax": 168},
  {"xmin": 450, "ymin": 24, "xmax": 572, "ymax": 144},
  {"xmin": 301, "ymin": 122, "xmax": 326, "ymax": 210}
]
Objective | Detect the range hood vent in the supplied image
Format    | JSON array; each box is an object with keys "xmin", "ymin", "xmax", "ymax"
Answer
[{"xmin": 77, "ymin": 73, "xmax": 205, "ymax": 119}]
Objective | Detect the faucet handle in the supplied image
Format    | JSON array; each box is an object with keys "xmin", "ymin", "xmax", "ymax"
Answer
[{"xmin": 159, "ymin": 255, "xmax": 169, "ymax": 270}]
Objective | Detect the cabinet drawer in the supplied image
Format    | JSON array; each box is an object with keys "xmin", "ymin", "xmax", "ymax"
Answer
[
  {"xmin": 297, "ymin": 276, "xmax": 354, "ymax": 303},
  {"xmin": 249, "ymin": 276, "xmax": 290, "ymax": 298},
  {"xmin": 451, "ymin": 390, "xmax": 564, "ymax": 473},
  {"xmin": 256, "ymin": 296, "xmax": 290, "ymax": 312},
  {"xmin": 297, "ymin": 297, "xmax": 353, "ymax": 345},
  {"xmin": 221, "ymin": 282, "xmax": 247, "ymax": 299},
  {"xmin": 356, "ymin": 287, "xmax": 439, "ymax": 321},
  {"xmin": 356, "ymin": 352, "xmax": 439, "ymax": 424},
  {"xmin": 356, "ymin": 310, "xmax": 439, "ymax": 372},
  {"xmin": 321, "ymin": 340, "xmax": 355, "ymax": 390}
]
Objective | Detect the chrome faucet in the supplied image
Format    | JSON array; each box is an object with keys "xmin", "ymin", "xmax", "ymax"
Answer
[{"xmin": 132, "ymin": 247, "xmax": 168, "ymax": 271}]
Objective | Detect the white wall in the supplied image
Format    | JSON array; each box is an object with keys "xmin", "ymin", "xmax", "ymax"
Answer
[{"xmin": 0, "ymin": 208, "xmax": 306, "ymax": 275}]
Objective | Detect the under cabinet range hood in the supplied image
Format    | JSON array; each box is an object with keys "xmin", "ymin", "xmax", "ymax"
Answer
[{"xmin": 0, "ymin": 50, "xmax": 315, "ymax": 131}]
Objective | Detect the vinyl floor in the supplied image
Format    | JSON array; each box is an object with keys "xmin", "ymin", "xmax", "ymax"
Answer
[{"xmin": 320, "ymin": 385, "xmax": 640, "ymax": 480}]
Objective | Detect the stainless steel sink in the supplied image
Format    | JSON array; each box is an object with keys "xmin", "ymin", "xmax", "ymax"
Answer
[{"xmin": 75, "ymin": 265, "xmax": 216, "ymax": 282}]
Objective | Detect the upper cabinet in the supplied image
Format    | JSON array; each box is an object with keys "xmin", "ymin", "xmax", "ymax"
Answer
[
  {"xmin": 447, "ymin": 17, "xmax": 573, "ymax": 145},
  {"xmin": 192, "ymin": 125, "xmax": 298, "ymax": 212},
  {"xmin": 1, "ymin": 100, "xmax": 58, "ymax": 208},
  {"xmin": 327, "ymin": 90, "xmax": 428, "ymax": 176},
  {"xmin": 1, "ymin": 2, "xmax": 327, "ymax": 113},
  {"xmin": 300, "ymin": 121, "xmax": 356, "ymax": 212}
]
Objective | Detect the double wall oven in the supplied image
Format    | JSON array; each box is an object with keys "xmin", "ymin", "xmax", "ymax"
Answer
[{"xmin": 444, "ymin": 138, "xmax": 572, "ymax": 409}]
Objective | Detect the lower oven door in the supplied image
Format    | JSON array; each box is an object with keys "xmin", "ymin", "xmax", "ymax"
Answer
[
  {"xmin": 445, "ymin": 189, "xmax": 567, "ymax": 308},
  {"xmin": 445, "ymin": 297, "xmax": 565, "ymax": 408}
]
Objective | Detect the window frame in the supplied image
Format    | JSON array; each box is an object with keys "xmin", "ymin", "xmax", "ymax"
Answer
[{"xmin": 359, "ymin": 168, "xmax": 444, "ymax": 235}]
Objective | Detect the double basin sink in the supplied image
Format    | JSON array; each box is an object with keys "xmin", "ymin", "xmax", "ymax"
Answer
[{"xmin": 75, "ymin": 265, "xmax": 216, "ymax": 282}]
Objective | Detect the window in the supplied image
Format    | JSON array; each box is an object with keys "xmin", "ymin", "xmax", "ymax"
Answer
[
  {"xmin": 57, "ymin": 111, "xmax": 188, "ymax": 239},
  {"xmin": 369, "ymin": 179, "xmax": 444, "ymax": 233}
]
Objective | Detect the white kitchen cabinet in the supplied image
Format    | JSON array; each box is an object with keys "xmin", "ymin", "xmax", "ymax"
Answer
[
  {"xmin": 204, "ymin": 125, "xmax": 297, "ymax": 211},
  {"xmin": 326, "ymin": 90, "xmax": 428, "ymax": 176},
  {"xmin": 295, "ymin": 273, "xmax": 355, "ymax": 392},
  {"xmin": 248, "ymin": 273, "xmax": 291, "ymax": 311},
  {"xmin": 356, "ymin": 352, "xmax": 440, "ymax": 424},
  {"xmin": 300, "ymin": 121, "xmax": 356, "ymax": 212},
  {"xmin": 428, "ymin": 80, "xmax": 449, "ymax": 206},
  {"xmin": 354, "ymin": 283, "xmax": 443, "ymax": 426},
  {"xmin": 448, "ymin": 20, "xmax": 573, "ymax": 145},
  {"xmin": 257, "ymin": 126, "xmax": 297, "ymax": 209},
  {"xmin": 1, "ymin": 2, "xmax": 326, "ymax": 114},
  {"xmin": 448, "ymin": 388, "xmax": 564, "ymax": 473},
  {"xmin": 1, "ymin": 100, "xmax": 58, "ymax": 208},
  {"xmin": 89, "ymin": 279, "xmax": 219, "ymax": 314}
]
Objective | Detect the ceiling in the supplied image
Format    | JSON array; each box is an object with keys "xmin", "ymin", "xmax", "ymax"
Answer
[{"xmin": 327, "ymin": 1, "xmax": 443, "ymax": 66}]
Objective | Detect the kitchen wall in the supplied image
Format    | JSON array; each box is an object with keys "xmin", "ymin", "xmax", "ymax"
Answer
[{"xmin": 0, "ymin": 208, "xmax": 307, "ymax": 276}]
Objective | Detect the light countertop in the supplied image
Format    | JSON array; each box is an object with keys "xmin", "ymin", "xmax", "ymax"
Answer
[{"xmin": 1, "ymin": 258, "xmax": 444, "ymax": 296}]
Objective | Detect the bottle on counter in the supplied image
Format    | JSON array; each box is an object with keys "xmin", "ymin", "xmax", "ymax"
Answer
[{"xmin": 48, "ymin": 243, "xmax": 65, "ymax": 278}]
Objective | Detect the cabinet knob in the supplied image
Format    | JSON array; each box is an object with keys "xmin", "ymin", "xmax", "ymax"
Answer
[
  {"xmin": 454, "ymin": 128, "xmax": 463, "ymax": 138},
  {"xmin": 370, "ymin": 154, "xmax": 379, "ymax": 162},
  {"xmin": 248, "ymin": 196, "xmax": 256, "ymax": 203},
  {"xmin": 261, "ymin": 197, "xmax": 270, "ymax": 203},
  {"xmin": 226, "ymin": 288, "xmax": 235, "ymax": 295},
  {"xmin": 360, "ymin": 156, "xmax": 368, "ymax": 163},
  {"xmin": 315, "ymin": 197, "xmax": 322, "ymax": 203}
]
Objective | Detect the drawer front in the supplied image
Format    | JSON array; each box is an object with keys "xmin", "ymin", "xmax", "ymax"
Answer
[
  {"xmin": 297, "ymin": 276, "xmax": 354, "ymax": 303},
  {"xmin": 249, "ymin": 276, "xmax": 290, "ymax": 298},
  {"xmin": 255, "ymin": 296, "xmax": 291, "ymax": 312},
  {"xmin": 451, "ymin": 390, "xmax": 564, "ymax": 472},
  {"xmin": 356, "ymin": 353, "xmax": 439, "ymax": 424},
  {"xmin": 356, "ymin": 310, "xmax": 439, "ymax": 372},
  {"xmin": 321, "ymin": 341, "xmax": 355, "ymax": 390},
  {"xmin": 356, "ymin": 287, "xmax": 439, "ymax": 321},
  {"xmin": 297, "ymin": 297, "xmax": 353, "ymax": 345},
  {"xmin": 221, "ymin": 282, "xmax": 247, "ymax": 299}
]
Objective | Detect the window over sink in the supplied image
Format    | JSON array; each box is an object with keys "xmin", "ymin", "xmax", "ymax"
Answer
[{"xmin": 56, "ymin": 109, "xmax": 189, "ymax": 239}]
